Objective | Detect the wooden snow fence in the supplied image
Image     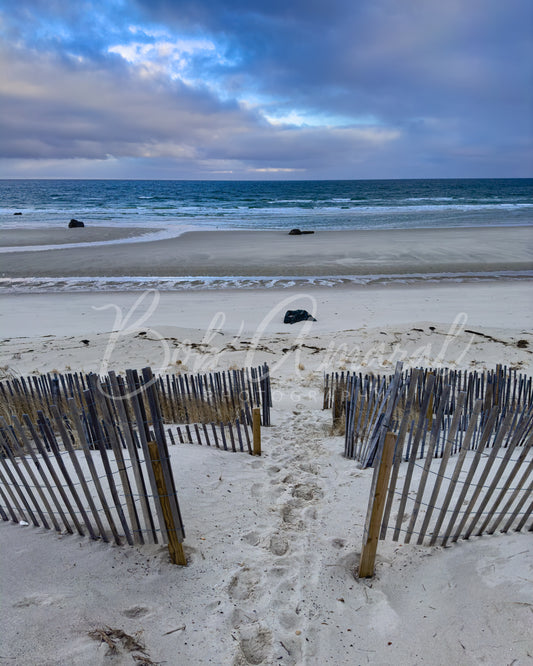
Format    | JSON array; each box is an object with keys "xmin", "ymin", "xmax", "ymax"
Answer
[
  {"xmin": 0, "ymin": 363, "xmax": 272, "ymax": 433},
  {"xmin": 0, "ymin": 364, "xmax": 271, "ymax": 457},
  {"xmin": 324, "ymin": 364, "xmax": 533, "ymax": 467},
  {"xmin": 162, "ymin": 364, "xmax": 270, "ymax": 454},
  {"xmin": 154, "ymin": 363, "xmax": 271, "ymax": 429},
  {"xmin": 0, "ymin": 367, "xmax": 189, "ymax": 564},
  {"xmin": 0, "ymin": 364, "xmax": 270, "ymax": 560},
  {"xmin": 353, "ymin": 365, "xmax": 533, "ymax": 577}
]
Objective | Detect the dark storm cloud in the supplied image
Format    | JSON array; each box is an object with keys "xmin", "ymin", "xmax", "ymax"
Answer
[
  {"xmin": 131, "ymin": 1, "xmax": 531, "ymax": 99},
  {"xmin": 131, "ymin": 0, "xmax": 532, "ymax": 146},
  {"xmin": 0, "ymin": 0, "xmax": 531, "ymax": 177}
]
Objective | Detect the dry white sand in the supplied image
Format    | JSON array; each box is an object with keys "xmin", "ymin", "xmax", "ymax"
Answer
[
  {"xmin": 1, "ymin": 281, "xmax": 532, "ymax": 378},
  {"xmin": 1, "ymin": 278, "xmax": 532, "ymax": 665},
  {"xmin": 2, "ymin": 436, "xmax": 532, "ymax": 666}
]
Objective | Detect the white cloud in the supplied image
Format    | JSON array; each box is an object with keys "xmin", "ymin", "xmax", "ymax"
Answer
[
  {"xmin": 263, "ymin": 109, "xmax": 381, "ymax": 129},
  {"xmin": 109, "ymin": 37, "xmax": 216, "ymax": 63},
  {"xmin": 249, "ymin": 167, "xmax": 305, "ymax": 173}
]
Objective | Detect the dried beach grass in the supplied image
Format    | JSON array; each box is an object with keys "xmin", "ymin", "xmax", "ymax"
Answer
[{"xmin": 88, "ymin": 626, "xmax": 159, "ymax": 663}]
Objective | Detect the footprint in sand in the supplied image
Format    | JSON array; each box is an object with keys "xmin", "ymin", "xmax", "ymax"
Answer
[
  {"xmin": 251, "ymin": 482, "xmax": 263, "ymax": 498},
  {"xmin": 234, "ymin": 623, "xmax": 272, "ymax": 666},
  {"xmin": 269, "ymin": 566, "xmax": 289, "ymax": 578},
  {"xmin": 269, "ymin": 534, "xmax": 289, "ymax": 556},
  {"xmin": 303, "ymin": 506, "xmax": 318, "ymax": 521},
  {"xmin": 280, "ymin": 500, "xmax": 304, "ymax": 527},
  {"xmin": 278, "ymin": 611, "xmax": 299, "ymax": 630},
  {"xmin": 299, "ymin": 462, "xmax": 320, "ymax": 475},
  {"xmin": 242, "ymin": 531, "xmax": 261, "ymax": 547},
  {"xmin": 228, "ymin": 568, "xmax": 260, "ymax": 601},
  {"xmin": 268, "ymin": 449, "xmax": 285, "ymax": 462},
  {"xmin": 13, "ymin": 594, "xmax": 63, "ymax": 608},
  {"xmin": 331, "ymin": 537, "xmax": 346, "ymax": 549},
  {"xmin": 271, "ymin": 481, "xmax": 287, "ymax": 496},
  {"xmin": 291, "ymin": 482, "xmax": 323, "ymax": 501}
]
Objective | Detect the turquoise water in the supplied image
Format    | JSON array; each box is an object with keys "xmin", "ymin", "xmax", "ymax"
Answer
[{"xmin": 1, "ymin": 178, "xmax": 532, "ymax": 231}]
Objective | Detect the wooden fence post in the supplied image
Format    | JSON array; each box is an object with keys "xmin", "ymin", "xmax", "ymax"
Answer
[
  {"xmin": 426, "ymin": 371, "xmax": 434, "ymax": 429},
  {"xmin": 253, "ymin": 407, "xmax": 261, "ymax": 456},
  {"xmin": 332, "ymin": 385, "xmax": 343, "ymax": 431},
  {"xmin": 358, "ymin": 432, "xmax": 396, "ymax": 578},
  {"xmin": 148, "ymin": 442, "xmax": 187, "ymax": 566}
]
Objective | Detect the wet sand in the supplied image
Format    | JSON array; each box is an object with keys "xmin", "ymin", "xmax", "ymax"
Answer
[
  {"xmin": 0, "ymin": 225, "xmax": 159, "ymax": 247},
  {"xmin": 1, "ymin": 226, "xmax": 531, "ymax": 278}
]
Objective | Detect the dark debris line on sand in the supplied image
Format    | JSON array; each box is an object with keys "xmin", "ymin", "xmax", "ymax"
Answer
[{"xmin": 88, "ymin": 626, "xmax": 160, "ymax": 664}]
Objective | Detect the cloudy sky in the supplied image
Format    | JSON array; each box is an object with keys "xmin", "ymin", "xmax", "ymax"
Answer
[{"xmin": 0, "ymin": 0, "xmax": 531, "ymax": 179}]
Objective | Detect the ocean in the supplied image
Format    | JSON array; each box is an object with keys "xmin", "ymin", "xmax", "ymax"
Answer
[
  {"xmin": 1, "ymin": 178, "xmax": 531, "ymax": 292},
  {"xmin": 1, "ymin": 178, "xmax": 532, "ymax": 232}
]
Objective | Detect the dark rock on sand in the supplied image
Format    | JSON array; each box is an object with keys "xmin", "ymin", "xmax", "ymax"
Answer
[
  {"xmin": 13, "ymin": 212, "xmax": 22, "ymax": 215},
  {"xmin": 283, "ymin": 309, "xmax": 317, "ymax": 324},
  {"xmin": 69, "ymin": 219, "xmax": 85, "ymax": 228},
  {"xmin": 288, "ymin": 228, "xmax": 314, "ymax": 235}
]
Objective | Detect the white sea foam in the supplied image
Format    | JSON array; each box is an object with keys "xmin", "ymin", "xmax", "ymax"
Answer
[
  {"xmin": 0, "ymin": 225, "xmax": 193, "ymax": 254},
  {"xmin": 1, "ymin": 270, "xmax": 531, "ymax": 294}
]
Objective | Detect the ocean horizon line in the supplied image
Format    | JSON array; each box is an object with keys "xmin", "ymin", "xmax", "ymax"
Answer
[{"xmin": 1, "ymin": 176, "xmax": 533, "ymax": 183}]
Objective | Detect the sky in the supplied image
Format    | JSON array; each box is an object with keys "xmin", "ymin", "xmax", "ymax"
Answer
[{"xmin": 0, "ymin": 0, "xmax": 531, "ymax": 180}]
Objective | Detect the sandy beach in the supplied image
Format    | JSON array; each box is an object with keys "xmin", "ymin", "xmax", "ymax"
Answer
[
  {"xmin": 1, "ymin": 225, "xmax": 532, "ymax": 277},
  {"xmin": 1, "ymin": 0, "xmax": 532, "ymax": 660},
  {"xmin": 1, "ymin": 227, "xmax": 532, "ymax": 665},
  {"xmin": 1, "ymin": 282, "xmax": 532, "ymax": 378}
]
